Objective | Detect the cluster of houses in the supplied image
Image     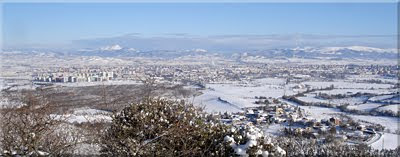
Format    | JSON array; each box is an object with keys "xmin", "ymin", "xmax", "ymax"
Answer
[
  {"xmin": 218, "ymin": 99, "xmax": 307, "ymax": 125},
  {"xmin": 283, "ymin": 116, "xmax": 377, "ymax": 143},
  {"xmin": 217, "ymin": 97, "xmax": 379, "ymax": 144}
]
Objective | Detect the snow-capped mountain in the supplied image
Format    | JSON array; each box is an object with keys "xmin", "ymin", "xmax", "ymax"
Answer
[
  {"xmin": 70, "ymin": 45, "xmax": 214, "ymax": 58},
  {"xmin": 100, "ymin": 44, "xmax": 123, "ymax": 51},
  {"xmin": 5, "ymin": 45, "xmax": 396, "ymax": 60},
  {"xmin": 319, "ymin": 46, "xmax": 396, "ymax": 54},
  {"xmin": 247, "ymin": 46, "xmax": 397, "ymax": 60}
]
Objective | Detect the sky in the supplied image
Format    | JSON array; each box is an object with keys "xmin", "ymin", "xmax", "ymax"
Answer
[{"xmin": 2, "ymin": 3, "xmax": 398, "ymax": 50}]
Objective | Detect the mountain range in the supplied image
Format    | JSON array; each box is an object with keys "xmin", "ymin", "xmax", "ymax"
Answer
[{"xmin": 3, "ymin": 45, "xmax": 397, "ymax": 60}]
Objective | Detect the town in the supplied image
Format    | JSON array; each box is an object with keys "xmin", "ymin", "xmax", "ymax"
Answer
[{"xmin": 31, "ymin": 62, "xmax": 398, "ymax": 85}]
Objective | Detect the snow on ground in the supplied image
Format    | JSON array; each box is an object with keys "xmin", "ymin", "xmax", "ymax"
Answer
[
  {"xmin": 297, "ymin": 94, "xmax": 368, "ymax": 106},
  {"xmin": 284, "ymin": 83, "xmax": 308, "ymax": 96},
  {"xmin": 298, "ymin": 106, "xmax": 342, "ymax": 120},
  {"xmin": 252, "ymin": 78, "xmax": 286, "ymax": 86},
  {"xmin": 349, "ymin": 115, "xmax": 399, "ymax": 133},
  {"xmin": 193, "ymin": 78, "xmax": 296, "ymax": 113},
  {"xmin": 62, "ymin": 114, "xmax": 111, "ymax": 124},
  {"xmin": 371, "ymin": 133, "xmax": 400, "ymax": 150},
  {"xmin": 1, "ymin": 82, "xmax": 35, "ymax": 91},
  {"xmin": 53, "ymin": 108, "xmax": 112, "ymax": 124},
  {"xmin": 207, "ymin": 82, "xmax": 285, "ymax": 99},
  {"xmin": 385, "ymin": 95, "xmax": 400, "ymax": 104},
  {"xmin": 369, "ymin": 94, "xmax": 399, "ymax": 102},
  {"xmin": 242, "ymin": 57, "xmax": 397, "ymax": 65},
  {"xmin": 376, "ymin": 104, "xmax": 399, "ymax": 113},
  {"xmin": 303, "ymin": 81, "xmax": 394, "ymax": 89},
  {"xmin": 0, "ymin": 98, "xmax": 24, "ymax": 109},
  {"xmin": 369, "ymin": 94, "xmax": 400, "ymax": 104},
  {"xmin": 330, "ymin": 96, "xmax": 369, "ymax": 106},
  {"xmin": 72, "ymin": 143, "xmax": 101, "ymax": 156},
  {"xmin": 195, "ymin": 80, "xmax": 288, "ymax": 113},
  {"xmin": 194, "ymin": 92, "xmax": 243, "ymax": 113},
  {"xmin": 263, "ymin": 124, "xmax": 285, "ymax": 137},
  {"xmin": 313, "ymin": 88, "xmax": 397, "ymax": 95},
  {"xmin": 73, "ymin": 107, "xmax": 111, "ymax": 115},
  {"xmin": 282, "ymin": 99, "xmax": 343, "ymax": 120},
  {"xmin": 347, "ymin": 75, "xmax": 398, "ymax": 84},
  {"xmin": 0, "ymin": 78, "xmax": 5, "ymax": 90},
  {"xmin": 197, "ymin": 79, "xmax": 400, "ymax": 150},
  {"xmin": 347, "ymin": 103, "xmax": 384, "ymax": 112}
]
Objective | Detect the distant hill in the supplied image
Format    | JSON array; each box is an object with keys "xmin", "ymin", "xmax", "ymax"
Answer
[{"xmin": 2, "ymin": 45, "xmax": 397, "ymax": 60}]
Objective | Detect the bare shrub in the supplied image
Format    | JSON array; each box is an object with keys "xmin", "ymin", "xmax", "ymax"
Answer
[{"xmin": 0, "ymin": 92, "xmax": 83, "ymax": 156}]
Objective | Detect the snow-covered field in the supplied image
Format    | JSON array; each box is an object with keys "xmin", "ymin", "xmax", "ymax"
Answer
[
  {"xmin": 297, "ymin": 93, "xmax": 368, "ymax": 106},
  {"xmin": 194, "ymin": 78, "xmax": 288, "ymax": 113},
  {"xmin": 369, "ymin": 94, "xmax": 397, "ymax": 101},
  {"xmin": 369, "ymin": 94, "xmax": 400, "ymax": 104},
  {"xmin": 349, "ymin": 115, "xmax": 399, "ymax": 133},
  {"xmin": 376, "ymin": 104, "xmax": 399, "ymax": 113},
  {"xmin": 294, "ymin": 82, "xmax": 397, "ymax": 114},
  {"xmin": 298, "ymin": 105, "xmax": 343, "ymax": 120},
  {"xmin": 194, "ymin": 92, "xmax": 243, "ymax": 113},
  {"xmin": 347, "ymin": 103, "xmax": 384, "ymax": 112},
  {"xmin": 282, "ymin": 99, "xmax": 345, "ymax": 120},
  {"xmin": 314, "ymin": 88, "xmax": 397, "ymax": 95},
  {"xmin": 370, "ymin": 133, "xmax": 400, "ymax": 150},
  {"xmin": 303, "ymin": 81, "xmax": 394, "ymax": 89},
  {"xmin": 347, "ymin": 75, "xmax": 398, "ymax": 84}
]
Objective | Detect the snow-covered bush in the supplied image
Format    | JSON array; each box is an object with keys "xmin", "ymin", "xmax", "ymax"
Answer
[
  {"xmin": 224, "ymin": 125, "xmax": 286, "ymax": 157},
  {"xmin": 100, "ymin": 98, "xmax": 231, "ymax": 156},
  {"xmin": 0, "ymin": 93, "xmax": 83, "ymax": 156}
]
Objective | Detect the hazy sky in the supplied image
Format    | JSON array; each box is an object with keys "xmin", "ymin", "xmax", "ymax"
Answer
[{"xmin": 2, "ymin": 3, "xmax": 397, "ymax": 49}]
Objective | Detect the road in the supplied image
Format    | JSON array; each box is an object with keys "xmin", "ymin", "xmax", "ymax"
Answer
[{"xmin": 366, "ymin": 132, "xmax": 383, "ymax": 145}]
